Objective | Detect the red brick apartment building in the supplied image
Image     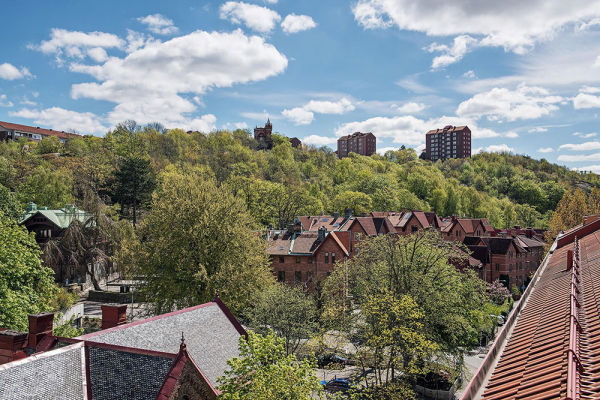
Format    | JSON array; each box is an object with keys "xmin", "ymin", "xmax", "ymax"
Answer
[
  {"xmin": 337, "ymin": 132, "xmax": 376, "ymax": 159},
  {"xmin": 425, "ymin": 125, "xmax": 471, "ymax": 161},
  {"xmin": 0, "ymin": 120, "xmax": 82, "ymax": 143},
  {"xmin": 463, "ymin": 214, "xmax": 600, "ymax": 399}
]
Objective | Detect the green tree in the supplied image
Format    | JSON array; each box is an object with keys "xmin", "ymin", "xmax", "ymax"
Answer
[
  {"xmin": 430, "ymin": 188, "xmax": 447, "ymax": 215},
  {"xmin": 0, "ymin": 184, "xmax": 22, "ymax": 221},
  {"xmin": 36, "ymin": 136, "xmax": 64, "ymax": 154},
  {"xmin": 113, "ymin": 155, "xmax": 155, "ymax": 227},
  {"xmin": 18, "ymin": 167, "xmax": 74, "ymax": 209},
  {"xmin": 130, "ymin": 169, "xmax": 274, "ymax": 315},
  {"xmin": 0, "ymin": 212, "xmax": 58, "ymax": 330},
  {"xmin": 217, "ymin": 331, "xmax": 322, "ymax": 400},
  {"xmin": 247, "ymin": 284, "xmax": 318, "ymax": 355},
  {"xmin": 444, "ymin": 186, "xmax": 460, "ymax": 217},
  {"xmin": 331, "ymin": 190, "xmax": 372, "ymax": 216}
]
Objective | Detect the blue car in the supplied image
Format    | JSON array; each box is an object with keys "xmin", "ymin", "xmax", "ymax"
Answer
[{"xmin": 323, "ymin": 378, "xmax": 353, "ymax": 392}]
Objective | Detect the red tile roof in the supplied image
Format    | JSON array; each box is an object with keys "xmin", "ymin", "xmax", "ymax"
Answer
[
  {"xmin": 0, "ymin": 121, "xmax": 82, "ymax": 139},
  {"xmin": 464, "ymin": 215, "xmax": 600, "ymax": 399}
]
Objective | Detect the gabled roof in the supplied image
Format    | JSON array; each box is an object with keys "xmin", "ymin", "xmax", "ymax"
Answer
[
  {"xmin": 480, "ymin": 237, "xmax": 515, "ymax": 255},
  {"xmin": 514, "ymin": 235, "xmax": 544, "ymax": 250},
  {"xmin": 0, "ymin": 121, "xmax": 82, "ymax": 139},
  {"xmin": 80, "ymin": 298, "xmax": 245, "ymax": 389},
  {"xmin": 20, "ymin": 204, "xmax": 93, "ymax": 229}
]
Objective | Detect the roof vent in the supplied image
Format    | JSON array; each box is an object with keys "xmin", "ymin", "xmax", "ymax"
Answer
[{"xmin": 26, "ymin": 202, "xmax": 37, "ymax": 212}]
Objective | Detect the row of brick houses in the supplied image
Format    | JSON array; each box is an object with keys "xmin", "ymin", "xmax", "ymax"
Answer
[
  {"xmin": 0, "ymin": 120, "xmax": 82, "ymax": 143},
  {"xmin": 267, "ymin": 209, "xmax": 546, "ymax": 290}
]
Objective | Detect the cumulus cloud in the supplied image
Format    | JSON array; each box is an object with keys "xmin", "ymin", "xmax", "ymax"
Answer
[
  {"xmin": 30, "ymin": 28, "xmax": 125, "ymax": 65},
  {"xmin": 573, "ymin": 93, "xmax": 600, "ymax": 109},
  {"xmin": 456, "ymin": 84, "xmax": 563, "ymax": 121},
  {"xmin": 463, "ymin": 70, "xmax": 476, "ymax": 79},
  {"xmin": 559, "ymin": 141, "xmax": 600, "ymax": 151},
  {"xmin": 220, "ymin": 2, "xmax": 281, "ymax": 34},
  {"xmin": 528, "ymin": 127, "xmax": 548, "ymax": 133},
  {"xmin": 67, "ymin": 29, "xmax": 287, "ymax": 126},
  {"xmin": 0, "ymin": 63, "xmax": 33, "ymax": 80},
  {"xmin": 505, "ymin": 132, "xmax": 519, "ymax": 138},
  {"xmin": 137, "ymin": 14, "xmax": 179, "ymax": 35},
  {"xmin": 282, "ymin": 98, "xmax": 354, "ymax": 125},
  {"xmin": 0, "ymin": 94, "xmax": 13, "ymax": 107},
  {"xmin": 573, "ymin": 165, "xmax": 600, "ymax": 173},
  {"xmin": 223, "ymin": 121, "xmax": 249, "ymax": 130},
  {"xmin": 574, "ymin": 132, "xmax": 597, "ymax": 138},
  {"xmin": 187, "ymin": 114, "xmax": 217, "ymax": 132},
  {"xmin": 538, "ymin": 147, "xmax": 554, "ymax": 153},
  {"xmin": 396, "ymin": 102, "xmax": 427, "ymax": 113},
  {"xmin": 281, "ymin": 14, "xmax": 317, "ymax": 34},
  {"xmin": 302, "ymin": 135, "xmax": 337, "ymax": 146},
  {"xmin": 485, "ymin": 144, "xmax": 515, "ymax": 153},
  {"xmin": 558, "ymin": 153, "xmax": 600, "ymax": 162},
  {"xmin": 9, "ymin": 107, "xmax": 107, "ymax": 134},
  {"xmin": 20, "ymin": 96, "xmax": 37, "ymax": 106},
  {"xmin": 353, "ymin": 0, "xmax": 600, "ymax": 65},
  {"xmin": 426, "ymin": 35, "xmax": 478, "ymax": 69}
]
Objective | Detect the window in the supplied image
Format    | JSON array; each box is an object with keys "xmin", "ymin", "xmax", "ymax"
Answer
[
  {"xmin": 332, "ymin": 252, "xmax": 336, "ymax": 263},
  {"xmin": 294, "ymin": 271, "xmax": 302, "ymax": 283},
  {"xmin": 411, "ymin": 226, "xmax": 418, "ymax": 233},
  {"xmin": 495, "ymin": 264, "xmax": 500, "ymax": 271},
  {"xmin": 509, "ymin": 251, "xmax": 513, "ymax": 258},
  {"xmin": 325, "ymin": 252, "xmax": 329, "ymax": 263},
  {"xmin": 296, "ymin": 257, "xmax": 301, "ymax": 263},
  {"xmin": 308, "ymin": 257, "xmax": 313, "ymax": 264},
  {"xmin": 279, "ymin": 257, "xmax": 284, "ymax": 263},
  {"xmin": 509, "ymin": 264, "xmax": 512, "ymax": 272},
  {"xmin": 354, "ymin": 232, "xmax": 363, "ymax": 241},
  {"xmin": 277, "ymin": 271, "xmax": 285, "ymax": 282}
]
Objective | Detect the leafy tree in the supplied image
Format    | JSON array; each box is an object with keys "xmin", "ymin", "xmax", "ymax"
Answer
[
  {"xmin": 430, "ymin": 188, "xmax": 446, "ymax": 215},
  {"xmin": 112, "ymin": 155, "xmax": 155, "ymax": 227},
  {"xmin": 130, "ymin": 169, "xmax": 274, "ymax": 315},
  {"xmin": 247, "ymin": 284, "xmax": 318, "ymax": 355},
  {"xmin": 0, "ymin": 212, "xmax": 58, "ymax": 330},
  {"xmin": 0, "ymin": 184, "xmax": 22, "ymax": 220},
  {"xmin": 36, "ymin": 136, "xmax": 64, "ymax": 154},
  {"xmin": 331, "ymin": 190, "xmax": 372, "ymax": 216},
  {"xmin": 217, "ymin": 331, "xmax": 322, "ymax": 400},
  {"xmin": 487, "ymin": 280, "xmax": 511, "ymax": 305},
  {"xmin": 444, "ymin": 185, "xmax": 460, "ymax": 217},
  {"xmin": 18, "ymin": 167, "xmax": 74, "ymax": 209},
  {"xmin": 546, "ymin": 188, "xmax": 588, "ymax": 241}
]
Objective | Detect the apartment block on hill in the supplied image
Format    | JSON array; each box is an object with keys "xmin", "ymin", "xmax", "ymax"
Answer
[
  {"xmin": 336, "ymin": 132, "xmax": 376, "ymax": 159},
  {"xmin": 0, "ymin": 121, "xmax": 82, "ymax": 143},
  {"xmin": 425, "ymin": 125, "xmax": 471, "ymax": 161}
]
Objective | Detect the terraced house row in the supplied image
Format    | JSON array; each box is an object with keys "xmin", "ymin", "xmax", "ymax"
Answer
[{"xmin": 266, "ymin": 209, "xmax": 545, "ymax": 290}]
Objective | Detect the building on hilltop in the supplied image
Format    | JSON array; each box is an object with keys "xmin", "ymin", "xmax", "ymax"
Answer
[
  {"xmin": 0, "ymin": 295, "xmax": 244, "ymax": 399},
  {"xmin": 425, "ymin": 125, "xmax": 471, "ymax": 161},
  {"xmin": 289, "ymin": 137, "xmax": 302, "ymax": 148},
  {"xmin": 0, "ymin": 121, "xmax": 82, "ymax": 143},
  {"xmin": 337, "ymin": 132, "xmax": 376, "ymax": 159},
  {"xmin": 254, "ymin": 119, "xmax": 273, "ymax": 150}
]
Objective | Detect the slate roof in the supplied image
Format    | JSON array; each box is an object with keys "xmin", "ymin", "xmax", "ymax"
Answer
[
  {"xmin": 267, "ymin": 231, "xmax": 350, "ymax": 257},
  {"xmin": 80, "ymin": 301, "xmax": 244, "ymax": 388},
  {"xmin": 464, "ymin": 215, "xmax": 600, "ymax": 399},
  {"xmin": 0, "ymin": 342, "xmax": 86, "ymax": 400},
  {"xmin": 480, "ymin": 237, "xmax": 515, "ymax": 255},
  {"xmin": 20, "ymin": 203, "xmax": 93, "ymax": 229}
]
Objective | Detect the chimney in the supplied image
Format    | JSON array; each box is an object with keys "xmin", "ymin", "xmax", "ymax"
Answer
[
  {"xmin": 333, "ymin": 212, "xmax": 340, "ymax": 219},
  {"xmin": 451, "ymin": 215, "xmax": 457, "ymax": 222},
  {"xmin": 0, "ymin": 330, "xmax": 28, "ymax": 365},
  {"xmin": 401, "ymin": 207, "xmax": 407, "ymax": 214},
  {"xmin": 526, "ymin": 228, "xmax": 534, "ymax": 238},
  {"xmin": 28, "ymin": 312, "xmax": 54, "ymax": 349},
  {"xmin": 101, "ymin": 304, "xmax": 128, "ymax": 330},
  {"xmin": 344, "ymin": 208, "xmax": 352, "ymax": 219},
  {"xmin": 514, "ymin": 225, "xmax": 521, "ymax": 230},
  {"xmin": 318, "ymin": 226, "xmax": 327, "ymax": 242},
  {"xmin": 567, "ymin": 250, "xmax": 574, "ymax": 270},
  {"xmin": 287, "ymin": 224, "xmax": 295, "ymax": 235}
]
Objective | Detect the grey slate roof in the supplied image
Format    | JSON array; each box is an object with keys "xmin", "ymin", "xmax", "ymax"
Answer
[
  {"xmin": 81, "ymin": 302, "xmax": 242, "ymax": 388},
  {"xmin": 0, "ymin": 343, "xmax": 85, "ymax": 400}
]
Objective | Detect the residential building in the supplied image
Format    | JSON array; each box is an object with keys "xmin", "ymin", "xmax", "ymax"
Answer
[
  {"xmin": 0, "ymin": 121, "xmax": 82, "ymax": 143},
  {"xmin": 0, "ymin": 295, "xmax": 245, "ymax": 399},
  {"xmin": 254, "ymin": 119, "xmax": 273, "ymax": 150},
  {"xmin": 463, "ymin": 214, "xmax": 600, "ymax": 399},
  {"xmin": 289, "ymin": 137, "xmax": 302, "ymax": 148},
  {"xmin": 337, "ymin": 132, "xmax": 376, "ymax": 159},
  {"xmin": 425, "ymin": 125, "xmax": 471, "ymax": 161},
  {"xmin": 441, "ymin": 216, "xmax": 494, "ymax": 240}
]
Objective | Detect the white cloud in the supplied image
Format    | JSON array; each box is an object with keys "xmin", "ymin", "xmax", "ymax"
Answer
[
  {"xmin": 486, "ymin": 144, "xmax": 515, "ymax": 153},
  {"xmin": 68, "ymin": 29, "xmax": 287, "ymax": 127},
  {"xmin": 30, "ymin": 28, "xmax": 125, "ymax": 65},
  {"xmin": 505, "ymin": 132, "xmax": 519, "ymax": 138},
  {"xmin": 574, "ymin": 132, "xmax": 597, "ymax": 138},
  {"xmin": 376, "ymin": 146, "xmax": 399, "ymax": 155},
  {"xmin": 186, "ymin": 114, "xmax": 217, "ymax": 132},
  {"xmin": 9, "ymin": 107, "xmax": 107, "ymax": 134},
  {"xmin": 302, "ymin": 135, "xmax": 337, "ymax": 146},
  {"xmin": 559, "ymin": 141, "xmax": 600, "ymax": 151},
  {"xmin": 20, "ymin": 96, "xmax": 36, "ymax": 106},
  {"xmin": 281, "ymin": 14, "xmax": 317, "ymax": 34},
  {"xmin": 0, "ymin": 94, "xmax": 13, "ymax": 107},
  {"xmin": 456, "ymin": 84, "xmax": 563, "ymax": 121},
  {"xmin": 463, "ymin": 70, "xmax": 476, "ymax": 79},
  {"xmin": 264, "ymin": 0, "xmax": 278, "ymax": 3},
  {"xmin": 396, "ymin": 102, "xmax": 426, "ymax": 113},
  {"xmin": 0, "ymin": 63, "xmax": 33, "ymax": 80},
  {"xmin": 223, "ymin": 121, "xmax": 248, "ymax": 130},
  {"xmin": 31, "ymin": 91, "xmax": 39, "ymax": 98},
  {"xmin": 538, "ymin": 147, "xmax": 554, "ymax": 153},
  {"xmin": 220, "ymin": 2, "xmax": 281, "ymax": 34},
  {"xmin": 573, "ymin": 165, "xmax": 600, "ymax": 173},
  {"xmin": 352, "ymin": 0, "xmax": 600, "ymax": 65},
  {"xmin": 573, "ymin": 93, "xmax": 600, "ymax": 109},
  {"xmin": 580, "ymin": 86, "xmax": 600, "ymax": 94},
  {"xmin": 528, "ymin": 127, "xmax": 548, "ymax": 133},
  {"xmin": 282, "ymin": 98, "xmax": 355, "ymax": 125},
  {"xmin": 426, "ymin": 35, "xmax": 478, "ymax": 69},
  {"xmin": 559, "ymin": 153, "xmax": 600, "ymax": 162},
  {"xmin": 137, "ymin": 14, "xmax": 179, "ymax": 35},
  {"xmin": 87, "ymin": 47, "xmax": 109, "ymax": 62},
  {"xmin": 282, "ymin": 107, "xmax": 314, "ymax": 125}
]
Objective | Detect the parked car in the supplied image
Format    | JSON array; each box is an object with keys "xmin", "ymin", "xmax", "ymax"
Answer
[
  {"xmin": 323, "ymin": 378, "xmax": 354, "ymax": 392},
  {"xmin": 318, "ymin": 354, "xmax": 348, "ymax": 368}
]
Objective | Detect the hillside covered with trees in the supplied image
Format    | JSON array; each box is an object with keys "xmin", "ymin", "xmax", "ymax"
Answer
[{"xmin": 1, "ymin": 121, "xmax": 598, "ymax": 231}]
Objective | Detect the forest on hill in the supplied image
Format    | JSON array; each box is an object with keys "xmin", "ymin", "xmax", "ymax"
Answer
[{"xmin": 1, "ymin": 121, "xmax": 599, "ymax": 230}]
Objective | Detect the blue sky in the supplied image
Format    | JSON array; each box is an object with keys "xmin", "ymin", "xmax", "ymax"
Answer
[{"xmin": 3, "ymin": 1, "xmax": 600, "ymax": 171}]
